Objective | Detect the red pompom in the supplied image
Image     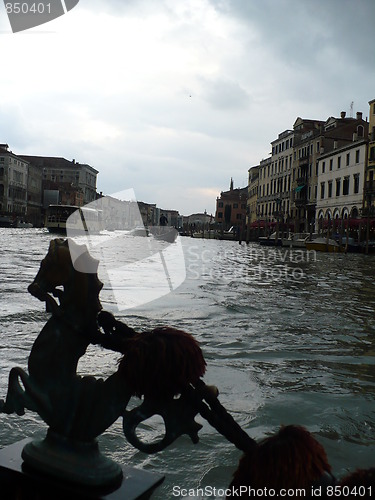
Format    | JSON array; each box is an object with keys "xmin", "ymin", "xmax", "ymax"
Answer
[
  {"xmin": 230, "ymin": 425, "xmax": 331, "ymax": 493},
  {"xmin": 118, "ymin": 327, "xmax": 206, "ymax": 399}
]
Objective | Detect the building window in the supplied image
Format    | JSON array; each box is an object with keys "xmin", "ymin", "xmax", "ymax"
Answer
[
  {"xmin": 322, "ymin": 162, "xmax": 325, "ymax": 173},
  {"xmin": 337, "ymin": 156, "xmax": 341, "ymax": 169},
  {"xmin": 336, "ymin": 178, "xmax": 341, "ymax": 197},
  {"xmin": 320, "ymin": 182, "xmax": 325, "ymax": 199},
  {"xmin": 356, "ymin": 150, "xmax": 360, "ymax": 163},
  {"xmin": 353, "ymin": 174, "xmax": 360, "ymax": 194},
  {"xmin": 218, "ymin": 212, "xmax": 223, "ymax": 218},
  {"xmin": 233, "ymin": 203, "xmax": 238, "ymax": 208},
  {"xmin": 329, "ymin": 159, "xmax": 333, "ymax": 171},
  {"xmin": 343, "ymin": 176, "xmax": 350, "ymax": 195},
  {"xmin": 328, "ymin": 181, "xmax": 333, "ymax": 198},
  {"xmin": 370, "ymin": 147, "xmax": 375, "ymax": 162},
  {"xmin": 218, "ymin": 202, "xmax": 223, "ymax": 208}
]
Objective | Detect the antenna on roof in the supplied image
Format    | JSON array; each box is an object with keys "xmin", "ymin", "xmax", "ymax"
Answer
[{"xmin": 350, "ymin": 101, "xmax": 354, "ymax": 118}]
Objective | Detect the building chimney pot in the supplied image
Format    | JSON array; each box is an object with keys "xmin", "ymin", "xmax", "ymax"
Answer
[
  {"xmin": 340, "ymin": 111, "xmax": 346, "ymax": 118},
  {"xmin": 356, "ymin": 111, "xmax": 363, "ymax": 120}
]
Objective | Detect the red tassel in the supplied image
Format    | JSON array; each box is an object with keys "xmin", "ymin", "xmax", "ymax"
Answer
[
  {"xmin": 230, "ymin": 425, "xmax": 331, "ymax": 493},
  {"xmin": 118, "ymin": 327, "xmax": 206, "ymax": 398}
]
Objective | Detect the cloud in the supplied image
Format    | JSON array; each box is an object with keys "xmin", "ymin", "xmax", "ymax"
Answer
[{"xmin": 0, "ymin": 0, "xmax": 374, "ymax": 216}]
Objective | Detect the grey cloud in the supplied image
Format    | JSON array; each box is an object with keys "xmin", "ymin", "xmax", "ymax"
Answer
[
  {"xmin": 210, "ymin": 0, "xmax": 375, "ymax": 69},
  {"xmin": 200, "ymin": 78, "xmax": 251, "ymax": 110}
]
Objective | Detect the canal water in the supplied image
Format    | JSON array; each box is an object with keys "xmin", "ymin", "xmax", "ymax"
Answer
[{"xmin": 0, "ymin": 228, "xmax": 374, "ymax": 498}]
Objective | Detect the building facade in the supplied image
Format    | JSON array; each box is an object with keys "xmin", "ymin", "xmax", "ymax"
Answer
[
  {"xmin": 365, "ymin": 99, "xmax": 375, "ymax": 214},
  {"xmin": 20, "ymin": 156, "xmax": 99, "ymax": 206},
  {"xmin": 215, "ymin": 179, "xmax": 247, "ymax": 230},
  {"xmin": 0, "ymin": 144, "xmax": 29, "ymax": 217},
  {"xmin": 316, "ymin": 139, "xmax": 367, "ymax": 223},
  {"xmin": 247, "ymin": 165, "xmax": 259, "ymax": 226}
]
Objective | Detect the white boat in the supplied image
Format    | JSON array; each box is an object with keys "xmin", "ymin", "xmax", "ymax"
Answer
[
  {"xmin": 218, "ymin": 226, "xmax": 238, "ymax": 240},
  {"xmin": 282, "ymin": 233, "xmax": 318, "ymax": 249},
  {"xmin": 16, "ymin": 219, "xmax": 33, "ymax": 228},
  {"xmin": 45, "ymin": 204, "xmax": 102, "ymax": 234},
  {"xmin": 258, "ymin": 231, "xmax": 282, "ymax": 246},
  {"xmin": 192, "ymin": 230, "xmax": 217, "ymax": 239}
]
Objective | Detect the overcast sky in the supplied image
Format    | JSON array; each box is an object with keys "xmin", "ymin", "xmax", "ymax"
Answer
[{"xmin": 1, "ymin": 0, "xmax": 374, "ymax": 216}]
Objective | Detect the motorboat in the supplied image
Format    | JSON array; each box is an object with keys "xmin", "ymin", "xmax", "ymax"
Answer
[
  {"xmin": 282, "ymin": 233, "xmax": 318, "ymax": 249},
  {"xmin": 258, "ymin": 232, "xmax": 282, "ymax": 246},
  {"xmin": 305, "ymin": 237, "xmax": 343, "ymax": 253}
]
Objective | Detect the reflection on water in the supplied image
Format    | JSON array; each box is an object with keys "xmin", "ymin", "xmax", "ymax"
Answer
[{"xmin": 0, "ymin": 229, "xmax": 374, "ymax": 498}]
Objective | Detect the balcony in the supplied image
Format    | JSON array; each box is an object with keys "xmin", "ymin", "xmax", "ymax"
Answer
[
  {"xmin": 298, "ymin": 156, "xmax": 309, "ymax": 168},
  {"xmin": 296, "ymin": 176, "xmax": 308, "ymax": 185}
]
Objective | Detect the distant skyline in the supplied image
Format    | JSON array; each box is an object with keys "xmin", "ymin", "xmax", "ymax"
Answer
[{"xmin": 1, "ymin": 0, "xmax": 374, "ymax": 215}]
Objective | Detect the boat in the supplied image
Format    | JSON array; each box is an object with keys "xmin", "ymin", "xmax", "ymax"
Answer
[
  {"xmin": 45, "ymin": 204, "xmax": 103, "ymax": 234},
  {"xmin": 258, "ymin": 231, "xmax": 282, "ymax": 246},
  {"xmin": 217, "ymin": 226, "xmax": 238, "ymax": 241},
  {"xmin": 16, "ymin": 219, "xmax": 33, "ymax": 228},
  {"xmin": 150, "ymin": 226, "xmax": 178, "ymax": 243},
  {"xmin": 305, "ymin": 237, "xmax": 343, "ymax": 253},
  {"xmin": 341, "ymin": 237, "xmax": 361, "ymax": 253},
  {"xmin": 282, "ymin": 233, "xmax": 318, "ymax": 249},
  {"xmin": 192, "ymin": 230, "xmax": 217, "ymax": 239},
  {"xmin": 0, "ymin": 215, "xmax": 16, "ymax": 228},
  {"xmin": 129, "ymin": 226, "xmax": 149, "ymax": 237}
]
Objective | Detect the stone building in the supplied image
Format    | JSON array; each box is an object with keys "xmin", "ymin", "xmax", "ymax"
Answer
[
  {"xmin": 316, "ymin": 138, "xmax": 368, "ymax": 223},
  {"xmin": 365, "ymin": 99, "xmax": 375, "ymax": 214},
  {"xmin": 0, "ymin": 144, "xmax": 29, "ymax": 219},
  {"xmin": 20, "ymin": 156, "xmax": 99, "ymax": 206},
  {"xmin": 215, "ymin": 178, "xmax": 247, "ymax": 230}
]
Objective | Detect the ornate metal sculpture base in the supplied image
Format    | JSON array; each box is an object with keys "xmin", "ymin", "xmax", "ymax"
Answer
[
  {"xmin": 22, "ymin": 430, "xmax": 122, "ymax": 487},
  {"xmin": 0, "ymin": 438, "xmax": 164, "ymax": 499}
]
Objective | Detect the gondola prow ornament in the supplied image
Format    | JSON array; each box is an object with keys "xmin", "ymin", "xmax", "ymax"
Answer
[{"xmin": 1, "ymin": 238, "xmax": 248, "ymax": 492}]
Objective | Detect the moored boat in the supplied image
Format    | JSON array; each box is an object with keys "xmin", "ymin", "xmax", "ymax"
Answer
[
  {"xmin": 305, "ymin": 237, "xmax": 343, "ymax": 253},
  {"xmin": 282, "ymin": 233, "xmax": 318, "ymax": 249},
  {"xmin": 259, "ymin": 232, "xmax": 282, "ymax": 246}
]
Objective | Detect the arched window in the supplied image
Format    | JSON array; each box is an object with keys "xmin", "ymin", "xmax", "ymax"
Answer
[{"xmin": 351, "ymin": 207, "xmax": 359, "ymax": 218}]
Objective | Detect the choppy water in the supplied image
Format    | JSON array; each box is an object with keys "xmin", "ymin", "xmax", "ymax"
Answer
[{"xmin": 0, "ymin": 228, "xmax": 374, "ymax": 498}]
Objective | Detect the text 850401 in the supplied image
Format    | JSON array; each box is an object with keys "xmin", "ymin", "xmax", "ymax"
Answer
[{"xmin": 5, "ymin": 3, "xmax": 52, "ymax": 14}]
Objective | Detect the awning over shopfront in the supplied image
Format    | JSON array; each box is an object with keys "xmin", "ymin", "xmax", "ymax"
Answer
[{"xmin": 295, "ymin": 185, "xmax": 305, "ymax": 192}]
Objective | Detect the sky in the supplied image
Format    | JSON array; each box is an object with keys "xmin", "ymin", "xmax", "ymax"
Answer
[{"xmin": 1, "ymin": 0, "xmax": 374, "ymax": 216}]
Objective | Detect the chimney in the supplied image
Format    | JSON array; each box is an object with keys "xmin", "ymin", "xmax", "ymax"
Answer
[
  {"xmin": 356, "ymin": 111, "xmax": 363, "ymax": 120},
  {"xmin": 333, "ymin": 140, "xmax": 338, "ymax": 149},
  {"xmin": 353, "ymin": 132, "xmax": 358, "ymax": 141},
  {"xmin": 340, "ymin": 111, "xmax": 346, "ymax": 119}
]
